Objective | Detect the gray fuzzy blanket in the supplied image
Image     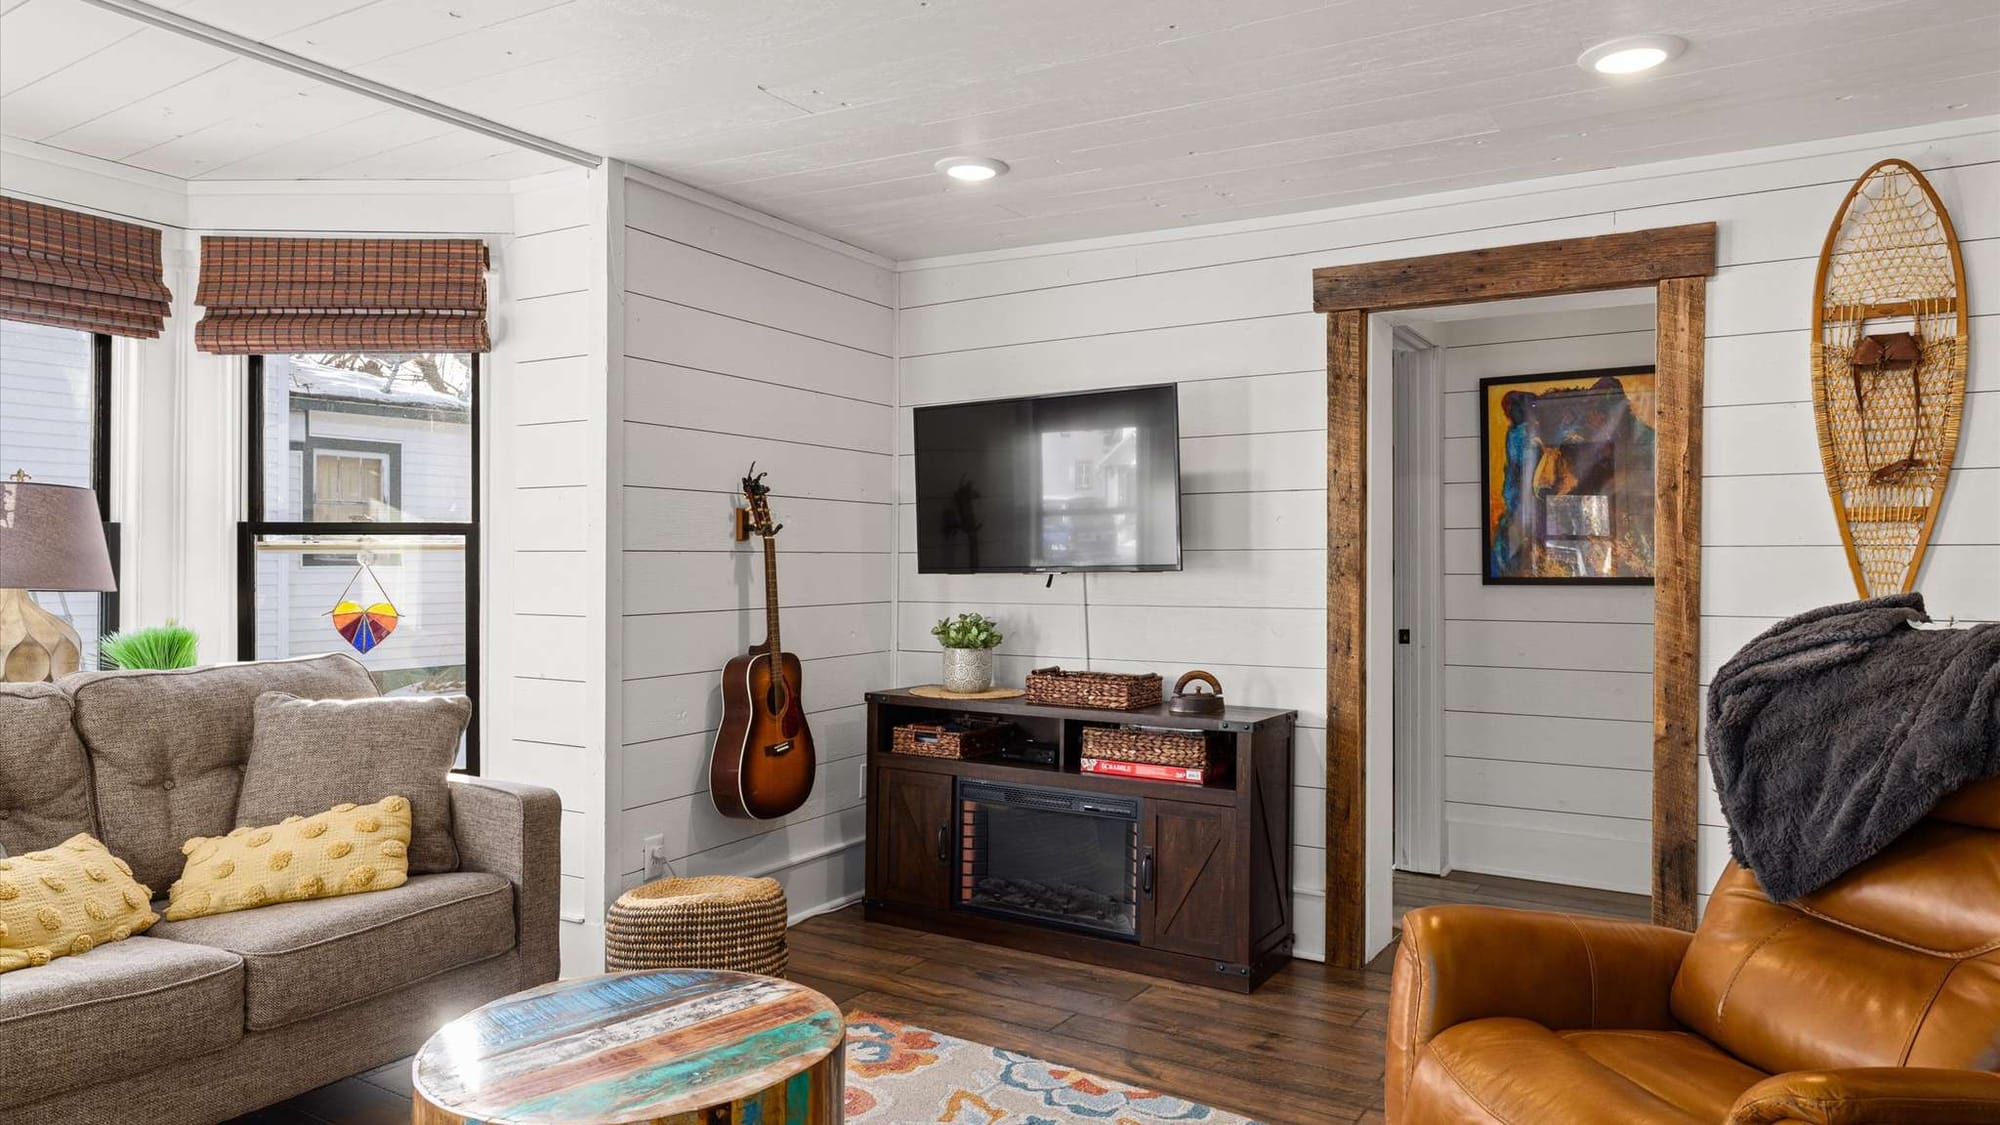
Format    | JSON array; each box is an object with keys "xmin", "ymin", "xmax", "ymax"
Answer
[{"xmin": 1706, "ymin": 593, "xmax": 2000, "ymax": 902}]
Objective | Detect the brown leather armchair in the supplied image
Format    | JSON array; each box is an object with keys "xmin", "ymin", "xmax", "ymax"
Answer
[{"xmin": 1387, "ymin": 778, "xmax": 2000, "ymax": 1123}]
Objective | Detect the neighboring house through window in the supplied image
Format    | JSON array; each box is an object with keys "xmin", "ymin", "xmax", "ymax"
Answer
[
  {"xmin": 297, "ymin": 437, "xmax": 402, "ymax": 566},
  {"xmin": 312, "ymin": 447, "xmax": 393, "ymax": 524}
]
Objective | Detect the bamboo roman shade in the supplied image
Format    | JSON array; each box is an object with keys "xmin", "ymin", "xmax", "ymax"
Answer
[
  {"xmin": 194, "ymin": 237, "xmax": 491, "ymax": 354},
  {"xmin": 0, "ymin": 196, "xmax": 172, "ymax": 338}
]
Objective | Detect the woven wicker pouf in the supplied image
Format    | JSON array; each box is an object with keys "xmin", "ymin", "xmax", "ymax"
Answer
[{"xmin": 605, "ymin": 875, "xmax": 789, "ymax": 976}]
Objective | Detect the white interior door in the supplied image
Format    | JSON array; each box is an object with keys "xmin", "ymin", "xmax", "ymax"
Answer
[
  {"xmin": 1363, "ymin": 316, "xmax": 1396, "ymax": 960},
  {"xmin": 1391, "ymin": 337, "xmax": 1446, "ymax": 875}
]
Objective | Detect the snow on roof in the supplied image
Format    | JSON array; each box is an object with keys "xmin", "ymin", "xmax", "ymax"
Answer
[{"xmin": 286, "ymin": 359, "xmax": 469, "ymax": 412}]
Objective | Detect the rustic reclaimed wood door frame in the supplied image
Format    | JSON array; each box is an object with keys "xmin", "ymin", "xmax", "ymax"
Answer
[{"xmin": 1313, "ymin": 223, "xmax": 1717, "ymax": 969}]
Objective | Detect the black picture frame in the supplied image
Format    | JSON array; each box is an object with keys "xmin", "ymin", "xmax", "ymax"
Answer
[{"xmin": 1477, "ymin": 365, "xmax": 1657, "ymax": 587}]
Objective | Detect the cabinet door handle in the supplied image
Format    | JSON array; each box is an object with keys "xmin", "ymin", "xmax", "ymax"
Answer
[
  {"xmin": 935, "ymin": 824, "xmax": 949, "ymax": 864},
  {"xmin": 1141, "ymin": 851, "xmax": 1154, "ymax": 897}
]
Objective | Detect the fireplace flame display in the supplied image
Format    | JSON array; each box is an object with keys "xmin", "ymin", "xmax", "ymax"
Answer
[{"xmin": 956, "ymin": 780, "xmax": 1140, "ymax": 939}]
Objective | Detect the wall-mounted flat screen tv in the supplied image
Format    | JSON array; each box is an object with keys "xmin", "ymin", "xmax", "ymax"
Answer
[{"xmin": 913, "ymin": 384, "xmax": 1181, "ymax": 573}]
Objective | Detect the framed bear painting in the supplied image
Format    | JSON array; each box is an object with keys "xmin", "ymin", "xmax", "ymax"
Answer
[{"xmin": 1479, "ymin": 366, "xmax": 1656, "ymax": 585}]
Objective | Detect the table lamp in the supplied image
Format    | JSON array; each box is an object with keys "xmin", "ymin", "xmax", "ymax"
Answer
[{"xmin": 0, "ymin": 473, "xmax": 117, "ymax": 682}]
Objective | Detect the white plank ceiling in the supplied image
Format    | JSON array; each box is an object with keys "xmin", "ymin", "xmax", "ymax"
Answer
[
  {"xmin": 3, "ymin": 0, "xmax": 1996, "ymax": 257},
  {"xmin": 0, "ymin": 0, "xmax": 576, "ymax": 183}
]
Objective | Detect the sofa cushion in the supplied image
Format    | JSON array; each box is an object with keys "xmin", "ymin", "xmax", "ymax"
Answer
[
  {"xmin": 1406, "ymin": 1018, "xmax": 1762, "ymax": 1124},
  {"xmin": 237, "ymin": 692, "xmax": 468, "ymax": 874},
  {"xmin": 1561, "ymin": 1029, "xmax": 1768, "ymax": 1122},
  {"xmin": 66, "ymin": 654, "xmax": 377, "ymax": 893},
  {"xmin": 0, "ymin": 935, "xmax": 243, "ymax": 1109},
  {"xmin": 148, "ymin": 871, "xmax": 513, "ymax": 1031},
  {"xmin": 0, "ymin": 683, "xmax": 97, "ymax": 855}
]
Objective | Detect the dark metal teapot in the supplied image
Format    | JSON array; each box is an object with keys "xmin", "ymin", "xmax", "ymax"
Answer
[{"xmin": 1168, "ymin": 670, "xmax": 1225, "ymax": 715}]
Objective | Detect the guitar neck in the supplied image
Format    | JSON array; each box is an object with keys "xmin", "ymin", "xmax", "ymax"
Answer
[{"xmin": 762, "ymin": 535, "xmax": 782, "ymax": 660}]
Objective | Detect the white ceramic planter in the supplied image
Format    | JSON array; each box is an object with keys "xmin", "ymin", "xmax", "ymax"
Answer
[{"xmin": 941, "ymin": 647, "xmax": 995, "ymax": 693}]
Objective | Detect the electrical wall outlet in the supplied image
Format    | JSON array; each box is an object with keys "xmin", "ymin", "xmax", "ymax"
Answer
[
  {"xmin": 642, "ymin": 834, "xmax": 666, "ymax": 880},
  {"xmin": 859, "ymin": 768, "xmax": 868, "ymax": 800}
]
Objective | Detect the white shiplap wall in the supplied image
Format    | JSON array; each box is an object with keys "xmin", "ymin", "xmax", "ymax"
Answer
[
  {"xmin": 895, "ymin": 118, "xmax": 2000, "ymax": 958},
  {"xmin": 614, "ymin": 173, "xmax": 898, "ymax": 921},
  {"xmin": 1431, "ymin": 304, "xmax": 1656, "ymax": 894},
  {"xmin": 894, "ymin": 342, "xmax": 1329, "ymax": 957},
  {"xmin": 485, "ymin": 167, "xmax": 615, "ymax": 978},
  {"xmin": 3, "ymin": 137, "xmax": 899, "ymax": 973}
]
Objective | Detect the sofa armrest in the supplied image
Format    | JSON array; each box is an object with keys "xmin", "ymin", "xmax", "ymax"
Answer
[
  {"xmin": 450, "ymin": 776, "xmax": 562, "ymax": 988},
  {"xmin": 1727, "ymin": 1068, "xmax": 2000, "ymax": 1123},
  {"xmin": 1387, "ymin": 905, "xmax": 1692, "ymax": 1123}
]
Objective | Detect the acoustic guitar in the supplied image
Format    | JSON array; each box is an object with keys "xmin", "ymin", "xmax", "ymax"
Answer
[{"xmin": 710, "ymin": 469, "xmax": 817, "ymax": 820}]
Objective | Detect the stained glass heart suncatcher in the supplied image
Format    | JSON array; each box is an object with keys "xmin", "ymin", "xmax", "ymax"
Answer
[
  {"xmin": 331, "ymin": 600, "xmax": 399, "ymax": 653},
  {"xmin": 326, "ymin": 559, "xmax": 399, "ymax": 654}
]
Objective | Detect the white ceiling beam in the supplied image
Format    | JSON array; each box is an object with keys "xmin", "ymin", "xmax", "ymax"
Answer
[{"xmin": 75, "ymin": 0, "xmax": 602, "ymax": 170}]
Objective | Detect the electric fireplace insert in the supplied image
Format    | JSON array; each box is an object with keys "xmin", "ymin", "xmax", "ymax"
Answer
[{"xmin": 955, "ymin": 778, "xmax": 1140, "ymax": 939}]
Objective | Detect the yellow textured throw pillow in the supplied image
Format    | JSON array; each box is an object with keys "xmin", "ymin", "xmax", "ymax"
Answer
[
  {"xmin": 165, "ymin": 795, "xmax": 412, "ymax": 922},
  {"xmin": 0, "ymin": 834, "xmax": 158, "ymax": 974}
]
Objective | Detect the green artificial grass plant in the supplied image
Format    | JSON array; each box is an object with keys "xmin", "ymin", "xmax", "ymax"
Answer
[{"xmin": 98, "ymin": 621, "xmax": 200, "ymax": 671}]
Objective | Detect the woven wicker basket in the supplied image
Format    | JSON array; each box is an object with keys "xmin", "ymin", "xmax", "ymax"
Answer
[
  {"xmin": 606, "ymin": 875, "xmax": 789, "ymax": 976},
  {"xmin": 1025, "ymin": 667, "xmax": 1163, "ymax": 710},
  {"xmin": 892, "ymin": 721, "xmax": 1006, "ymax": 759},
  {"xmin": 1081, "ymin": 726, "xmax": 1207, "ymax": 767}
]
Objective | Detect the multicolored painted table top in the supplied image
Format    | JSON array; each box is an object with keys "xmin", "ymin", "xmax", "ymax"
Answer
[{"xmin": 412, "ymin": 969, "xmax": 844, "ymax": 1124}]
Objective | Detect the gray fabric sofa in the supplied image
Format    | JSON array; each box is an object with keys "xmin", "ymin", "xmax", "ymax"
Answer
[{"xmin": 0, "ymin": 653, "xmax": 561, "ymax": 1125}]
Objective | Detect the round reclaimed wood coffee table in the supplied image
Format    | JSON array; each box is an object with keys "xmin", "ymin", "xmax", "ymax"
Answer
[{"xmin": 411, "ymin": 969, "xmax": 844, "ymax": 1125}]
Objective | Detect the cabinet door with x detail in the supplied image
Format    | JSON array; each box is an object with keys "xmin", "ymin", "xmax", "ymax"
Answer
[{"xmin": 1140, "ymin": 798, "xmax": 1240, "ymax": 963}]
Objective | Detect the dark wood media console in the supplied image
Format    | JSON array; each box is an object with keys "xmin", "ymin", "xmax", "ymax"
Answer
[{"xmin": 863, "ymin": 687, "xmax": 1296, "ymax": 992}]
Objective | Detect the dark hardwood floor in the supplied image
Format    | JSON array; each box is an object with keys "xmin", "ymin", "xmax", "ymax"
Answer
[
  {"xmin": 239, "ymin": 875, "xmax": 1642, "ymax": 1125},
  {"xmin": 221, "ymin": 1056, "xmax": 414, "ymax": 1125},
  {"xmin": 1393, "ymin": 868, "xmax": 1652, "ymax": 922},
  {"xmin": 786, "ymin": 906, "xmax": 1396, "ymax": 1124}
]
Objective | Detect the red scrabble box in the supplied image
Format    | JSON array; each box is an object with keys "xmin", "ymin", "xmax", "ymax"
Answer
[{"xmin": 1080, "ymin": 756, "xmax": 1207, "ymax": 785}]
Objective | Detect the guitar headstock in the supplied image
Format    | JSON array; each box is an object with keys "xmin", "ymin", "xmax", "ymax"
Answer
[{"xmin": 742, "ymin": 463, "xmax": 782, "ymax": 539}]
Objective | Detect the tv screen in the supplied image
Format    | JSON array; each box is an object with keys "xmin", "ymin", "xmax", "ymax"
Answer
[{"xmin": 913, "ymin": 384, "xmax": 1182, "ymax": 573}]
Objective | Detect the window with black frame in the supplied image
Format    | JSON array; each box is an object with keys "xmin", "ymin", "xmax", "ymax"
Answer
[
  {"xmin": 239, "ymin": 352, "xmax": 479, "ymax": 770},
  {"xmin": 0, "ymin": 319, "xmax": 118, "ymax": 668}
]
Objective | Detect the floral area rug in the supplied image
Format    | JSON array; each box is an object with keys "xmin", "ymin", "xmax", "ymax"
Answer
[{"xmin": 844, "ymin": 1011, "xmax": 1265, "ymax": 1124}]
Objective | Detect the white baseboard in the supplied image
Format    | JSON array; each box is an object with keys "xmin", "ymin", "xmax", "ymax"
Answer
[
  {"xmin": 790, "ymin": 890, "xmax": 865, "ymax": 927},
  {"xmin": 1447, "ymin": 812, "xmax": 1649, "ymax": 895}
]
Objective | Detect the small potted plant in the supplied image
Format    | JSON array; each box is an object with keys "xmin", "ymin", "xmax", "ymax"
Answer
[{"xmin": 931, "ymin": 612, "xmax": 1003, "ymax": 693}]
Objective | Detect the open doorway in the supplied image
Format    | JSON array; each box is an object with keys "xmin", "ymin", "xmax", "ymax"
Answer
[
  {"xmin": 1313, "ymin": 222, "xmax": 1715, "ymax": 968},
  {"xmin": 1388, "ymin": 292, "xmax": 1660, "ymax": 928}
]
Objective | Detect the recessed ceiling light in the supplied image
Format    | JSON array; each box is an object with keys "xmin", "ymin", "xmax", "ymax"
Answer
[
  {"xmin": 935, "ymin": 156, "xmax": 1008, "ymax": 182},
  {"xmin": 1578, "ymin": 34, "xmax": 1687, "ymax": 76}
]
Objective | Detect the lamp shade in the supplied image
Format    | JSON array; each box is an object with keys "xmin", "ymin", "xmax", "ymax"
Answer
[{"xmin": 0, "ymin": 480, "xmax": 116, "ymax": 591}]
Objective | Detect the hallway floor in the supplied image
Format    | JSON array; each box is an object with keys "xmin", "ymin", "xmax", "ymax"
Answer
[{"xmin": 1393, "ymin": 868, "xmax": 1653, "ymax": 922}]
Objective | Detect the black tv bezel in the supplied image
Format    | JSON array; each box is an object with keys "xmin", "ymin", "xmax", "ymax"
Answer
[{"xmin": 911, "ymin": 382, "xmax": 1184, "ymax": 575}]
